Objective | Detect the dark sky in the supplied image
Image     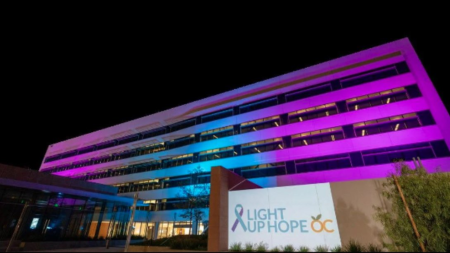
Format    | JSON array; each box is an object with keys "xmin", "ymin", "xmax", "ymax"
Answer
[{"xmin": 1, "ymin": 19, "xmax": 448, "ymax": 170}]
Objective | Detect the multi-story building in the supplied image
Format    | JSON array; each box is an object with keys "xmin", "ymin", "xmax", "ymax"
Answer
[{"xmin": 38, "ymin": 38, "xmax": 450, "ymax": 239}]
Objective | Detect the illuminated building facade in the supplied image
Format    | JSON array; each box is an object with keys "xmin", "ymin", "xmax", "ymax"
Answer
[{"xmin": 38, "ymin": 38, "xmax": 450, "ymax": 238}]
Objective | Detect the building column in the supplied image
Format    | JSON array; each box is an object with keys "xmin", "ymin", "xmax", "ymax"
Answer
[
  {"xmin": 207, "ymin": 166, "xmax": 262, "ymax": 252},
  {"xmin": 153, "ymin": 222, "xmax": 159, "ymax": 239},
  {"xmin": 94, "ymin": 201, "xmax": 107, "ymax": 239}
]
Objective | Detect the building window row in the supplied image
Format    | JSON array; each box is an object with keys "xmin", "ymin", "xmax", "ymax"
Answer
[
  {"xmin": 70, "ymin": 110, "xmax": 441, "ymax": 182},
  {"xmin": 113, "ymin": 173, "xmax": 211, "ymax": 194},
  {"xmin": 44, "ymin": 62, "xmax": 411, "ymax": 163},
  {"xmin": 43, "ymin": 83, "xmax": 420, "ymax": 174},
  {"xmin": 44, "ymin": 102, "xmax": 428, "ymax": 177},
  {"xmin": 135, "ymin": 198, "xmax": 210, "ymax": 212},
  {"xmin": 112, "ymin": 140, "xmax": 450, "ymax": 194}
]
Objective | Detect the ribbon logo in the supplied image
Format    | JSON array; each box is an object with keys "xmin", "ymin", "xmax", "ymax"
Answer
[{"xmin": 232, "ymin": 204, "xmax": 246, "ymax": 232}]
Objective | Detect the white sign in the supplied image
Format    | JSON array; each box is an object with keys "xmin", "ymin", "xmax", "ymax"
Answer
[{"xmin": 229, "ymin": 183, "xmax": 341, "ymax": 249}]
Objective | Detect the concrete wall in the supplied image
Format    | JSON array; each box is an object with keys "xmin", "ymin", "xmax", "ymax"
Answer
[{"xmin": 330, "ymin": 178, "xmax": 390, "ymax": 246}]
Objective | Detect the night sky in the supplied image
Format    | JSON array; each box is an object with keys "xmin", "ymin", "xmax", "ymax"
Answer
[{"xmin": 1, "ymin": 21, "xmax": 448, "ymax": 170}]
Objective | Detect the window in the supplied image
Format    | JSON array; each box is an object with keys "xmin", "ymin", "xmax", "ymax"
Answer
[
  {"xmin": 166, "ymin": 135, "xmax": 195, "ymax": 149},
  {"xmin": 295, "ymin": 154, "xmax": 351, "ymax": 173},
  {"xmin": 362, "ymin": 142, "xmax": 435, "ymax": 166},
  {"xmin": 285, "ymin": 83, "xmax": 332, "ymax": 102},
  {"xmin": 340, "ymin": 65, "xmax": 399, "ymax": 88},
  {"xmin": 354, "ymin": 113, "xmax": 421, "ymax": 137},
  {"xmin": 60, "ymin": 150, "xmax": 77, "ymax": 159},
  {"xmin": 142, "ymin": 127, "xmax": 167, "ymax": 139},
  {"xmin": 239, "ymin": 97, "xmax": 278, "ymax": 114},
  {"xmin": 136, "ymin": 142, "xmax": 166, "ymax": 156},
  {"xmin": 240, "ymin": 162, "xmax": 286, "ymax": 179},
  {"xmin": 201, "ymin": 109, "xmax": 233, "ymax": 123},
  {"xmin": 162, "ymin": 154, "xmax": 194, "ymax": 168},
  {"xmin": 292, "ymin": 127, "xmax": 344, "ymax": 147},
  {"xmin": 96, "ymin": 140, "xmax": 116, "ymax": 151},
  {"xmin": 78, "ymin": 146, "xmax": 96, "ymax": 155},
  {"xmin": 242, "ymin": 138, "xmax": 283, "ymax": 155},
  {"xmin": 431, "ymin": 140, "xmax": 450, "ymax": 158},
  {"xmin": 288, "ymin": 103, "xmax": 337, "ymax": 124},
  {"xmin": 200, "ymin": 126, "xmax": 234, "ymax": 141},
  {"xmin": 117, "ymin": 134, "xmax": 140, "ymax": 145},
  {"xmin": 241, "ymin": 116, "xmax": 281, "ymax": 134},
  {"xmin": 347, "ymin": 87, "xmax": 409, "ymax": 111},
  {"xmin": 169, "ymin": 119, "xmax": 196, "ymax": 132},
  {"xmin": 199, "ymin": 146, "xmax": 234, "ymax": 161}
]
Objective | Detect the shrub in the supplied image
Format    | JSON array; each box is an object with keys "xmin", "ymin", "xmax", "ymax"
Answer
[
  {"xmin": 283, "ymin": 245, "xmax": 295, "ymax": 252},
  {"xmin": 169, "ymin": 235, "xmax": 207, "ymax": 250},
  {"xmin": 374, "ymin": 164, "xmax": 450, "ymax": 252},
  {"xmin": 330, "ymin": 245, "xmax": 342, "ymax": 252},
  {"xmin": 314, "ymin": 245, "xmax": 329, "ymax": 252},
  {"xmin": 245, "ymin": 242, "xmax": 256, "ymax": 252},
  {"xmin": 298, "ymin": 246, "xmax": 310, "ymax": 252},
  {"xmin": 270, "ymin": 246, "xmax": 281, "ymax": 252},
  {"xmin": 256, "ymin": 242, "xmax": 269, "ymax": 252},
  {"xmin": 230, "ymin": 242, "xmax": 243, "ymax": 252},
  {"xmin": 343, "ymin": 240, "xmax": 365, "ymax": 252},
  {"xmin": 367, "ymin": 244, "xmax": 383, "ymax": 252}
]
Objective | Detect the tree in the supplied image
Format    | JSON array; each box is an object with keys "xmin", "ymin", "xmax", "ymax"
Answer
[
  {"xmin": 374, "ymin": 161, "xmax": 450, "ymax": 252},
  {"xmin": 176, "ymin": 166, "xmax": 210, "ymax": 235}
]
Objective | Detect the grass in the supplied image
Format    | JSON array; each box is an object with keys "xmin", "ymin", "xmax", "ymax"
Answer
[
  {"xmin": 367, "ymin": 244, "xmax": 383, "ymax": 252},
  {"xmin": 298, "ymin": 246, "xmax": 310, "ymax": 252},
  {"xmin": 330, "ymin": 245, "xmax": 342, "ymax": 252},
  {"xmin": 282, "ymin": 245, "xmax": 295, "ymax": 252},
  {"xmin": 230, "ymin": 242, "xmax": 243, "ymax": 252},
  {"xmin": 245, "ymin": 242, "xmax": 256, "ymax": 252},
  {"xmin": 314, "ymin": 245, "xmax": 329, "ymax": 252},
  {"xmin": 256, "ymin": 242, "xmax": 269, "ymax": 252},
  {"xmin": 343, "ymin": 240, "xmax": 366, "ymax": 252},
  {"xmin": 271, "ymin": 246, "xmax": 281, "ymax": 252}
]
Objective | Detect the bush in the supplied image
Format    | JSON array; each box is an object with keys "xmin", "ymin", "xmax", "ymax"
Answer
[
  {"xmin": 256, "ymin": 242, "xmax": 269, "ymax": 252},
  {"xmin": 343, "ymin": 240, "xmax": 365, "ymax": 252},
  {"xmin": 282, "ymin": 245, "xmax": 295, "ymax": 252},
  {"xmin": 230, "ymin": 242, "xmax": 243, "ymax": 252},
  {"xmin": 270, "ymin": 246, "xmax": 281, "ymax": 252},
  {"xmin": 314, "ymin": 245, "xmax": 328, "ymax": 252},
  {"xmin": 132, "ymin": 237, "xmax": 175, "ymax": 246},
  {"xmin": 245, "ymin": 242, "xmax": 256, "ymax": 252},
  {"xmin": 367, "ymin": 244, "xmax": 383, "ymax": 252},
  {"xmin": 330, "ymin": 245, "xmax": 342, "ymax": 252},
  {"xmin": 169, "ymin": 235, "xmax": 207, "ymax": 251},
  {"xmin": 374, "ymin": 164, "xmax": 450, "ymax": 252},
  {"xmin": 298, "ymin": 246, "xmax": 310, "ymax": 252}
]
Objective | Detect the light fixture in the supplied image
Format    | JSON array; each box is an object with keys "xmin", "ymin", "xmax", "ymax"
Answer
[
  {"xmin": 214, "ymin": 154, "xmax": 220, "ymax": 158},
  {"xmin": 274, "ymin": 122, "xmax": 279, "ymax": 127},
  {"xmin": 254, "ymin": 147, "xmax": 261, "ymax": 153},
  {"xmin": 303, "ymin": 140, "xmax": 308, "ymax": 146},
  {"xmin": 213, "ymin": 135, "xmax": 218, "ymax": 139},
  {"xmin": 299, "ymin": 117, "xmax": 303, "ymax": 122},
  {"xmin": 326, "ymin": 111, "xmax": 330, "ymax": 116},
  {"xmin": 234, "ymin": 151, "xmax": 238, "ymax": 155},
  {"xmin": 253, "ymin": 127, "xmax": 257, "ymax": 131},
  {"xmin": 278, "ymin": 144, "xmax": 283, "ymax": 149},
  {"xmin": 395, "ymin": 123, "xmax": 400, "ymax": 131},
  {"xmin": 331, "ymin": 135, "xmax": 335, "ymax": 141},
  {"xmin": 386, "ymin": 98, "xmax": 391, "ymax": 104},
  {"xmin": 362, "ymin": 130, "xmax": 366, "ymax": 136}
]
